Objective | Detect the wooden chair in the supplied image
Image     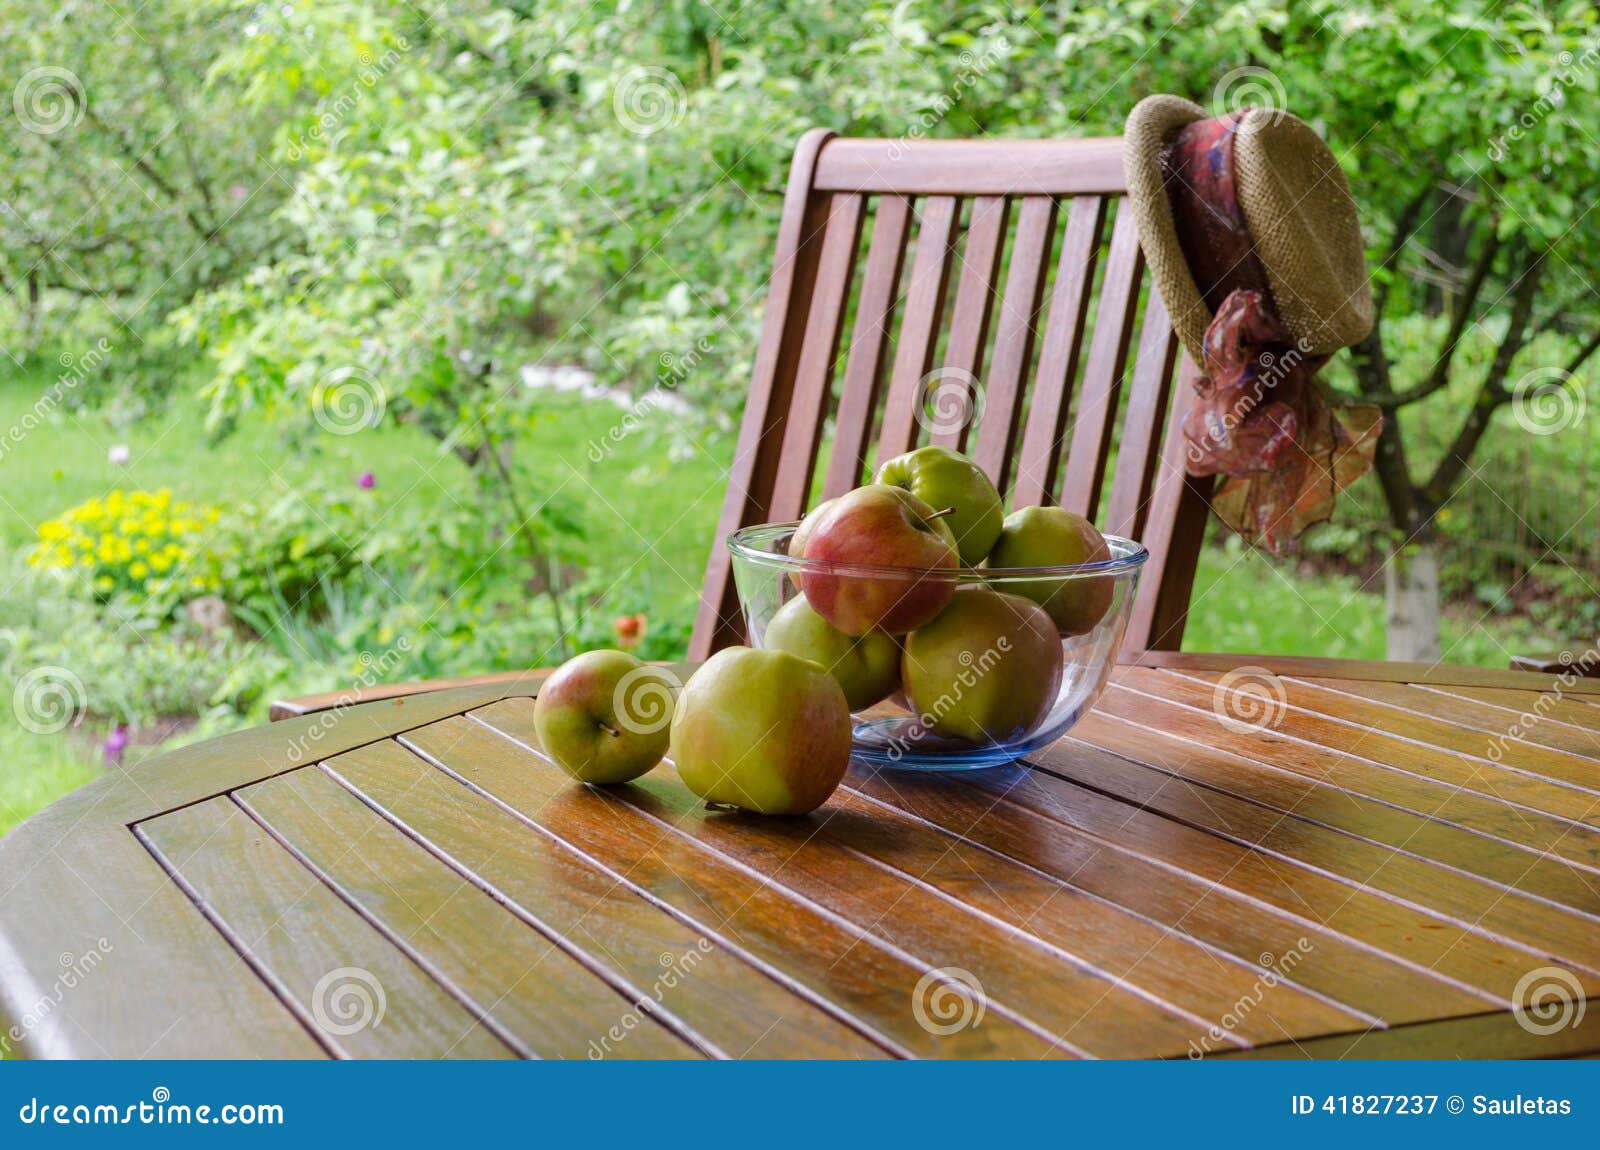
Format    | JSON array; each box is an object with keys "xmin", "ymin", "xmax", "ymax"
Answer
[
  {"xmin": 691, "ymin": 129, "xmax": 1211, "ymax": 660},
  {"xmin": 275, "ymin": 131, "xmax": 1214, "ymax": 719}
]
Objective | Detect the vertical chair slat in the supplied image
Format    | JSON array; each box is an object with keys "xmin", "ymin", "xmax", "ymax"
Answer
[
  {"xmin": 1104, "ymin": 289, "xmax": 1180, "ymax": 539},
  {"xmin": 973, "ymin": 196, "xmax": 1057, "ymax": 489},
  {"xmin": 1011, "ymin": 195, "xmax": 1107, "ymax": 507},
  {"xmin": 1124, "ymin": 356, "xmax": 1215, "ymax": 653},
  {"xmin": 875, "ymin": 195, "xmax": 960, "ymax": 460},
  {"xmin": 1058, "ymin": 205, "xmax": 1144, "ymax": 522},
  {"xmin": 768, "ymin": 194, "xmax": 866, "ymax": 522},
  {"xmin": 691, "ymin": 129, "xmax": 836, "ymax": 660},
  {"xmin": 823, "ymin": 194, "xmax": 913, "ymax": 499},
  {"xmin": 932, "ymin": 195, "xmax": 1010, "ymax": 450}
]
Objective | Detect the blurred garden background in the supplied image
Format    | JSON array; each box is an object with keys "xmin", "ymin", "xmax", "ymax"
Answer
[{"xmin": 2, "ymin": 0, "xmax": 1597, "ymax": 834}]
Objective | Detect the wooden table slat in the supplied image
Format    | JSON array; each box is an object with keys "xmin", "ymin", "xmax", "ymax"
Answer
[
  {"xmin": 328, "ymin": 737, "xmax": 884, "ymax": 1060},
  {"xmin": 842, "ymin": 763, "xmax": 1493, "ymax": 1024},
  {"xmin": 1074, "ymin": 701, "xmax": 1600, "ymax": 912},
  {"xmin": 1306, "ymin": 678, "xmax": 1600, "ymax": 760},
  {"xmin": 1115, "ymin": 669, "xmax": 1600, "ymax": 839},
  {"xmin": 992, "ymin": 741, "xmax": 1596, "ymax": 1003},
  {"xmin": 237, "ymin": 765, "xmax": 699, "ymax": 1060},
  {"xmin": 139, "ymin": 797, "xmax": 514, "ymax": 1059},
  {"xmin": 420, "ymin": 706, "xmax": 1076, "ymax": 1058},
  {"xmin": 1028, "ymin": 739, "xmax": 1600, "ymax": 981},
  {"xmin": 1182, "ymin": 669, "xmax": 1600, "ymax": 795},
  {"xmin": 1423, "ymin": 684, "xmax": 1600, "ymax": 733}
]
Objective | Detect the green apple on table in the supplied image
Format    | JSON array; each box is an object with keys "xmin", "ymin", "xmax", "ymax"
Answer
[
  {"xmin": 874, "ymin": 445, "xmax": 1004, "ymax": 565},
  {"xmin": 670, "ymin": 646, "xmax": 852, "ymax": 815},
  {"xmin": 533, "ymin": 649, "xmax": 676, "ymax": 784},
  {"xmin": 987, "ymin": 505, "xmax": 1114, "ymax": 635},
  {"xmin": 796, "ymin": 483, "xmax": 959, "ymax": 635},
  {"xmin": 901, "ymin": 586, "xmax": 1064, "ymax": 744},
  {"xmin": 763, "ymin": 595, "xmax": 900, "ymax": 711}
]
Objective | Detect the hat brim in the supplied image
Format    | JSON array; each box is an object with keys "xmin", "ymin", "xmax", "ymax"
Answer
[{"xmin": 1122, "ymin": 95, "xmax": 1214, "ymax": 360}]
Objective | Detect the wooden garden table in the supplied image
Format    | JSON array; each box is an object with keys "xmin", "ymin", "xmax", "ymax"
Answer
[{"xmin": 3, "ymin": 652, "xmax": 1598, "ymax": 1060}]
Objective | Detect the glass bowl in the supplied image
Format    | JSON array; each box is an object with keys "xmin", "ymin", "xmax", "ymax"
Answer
[{"xmin": 727, "ymin": 521, "xmax": 1148, "ymax": 770}]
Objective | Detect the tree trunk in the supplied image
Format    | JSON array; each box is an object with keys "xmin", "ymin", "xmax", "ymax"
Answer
[{"xmin": 1384, "ymin": 540, "xmax": 1442, "ymax": 662}]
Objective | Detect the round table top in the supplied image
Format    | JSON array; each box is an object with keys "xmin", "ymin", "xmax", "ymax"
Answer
[{"xmin": 3, "ymin": 652, "xmax": 1598, "ymax": 1059}]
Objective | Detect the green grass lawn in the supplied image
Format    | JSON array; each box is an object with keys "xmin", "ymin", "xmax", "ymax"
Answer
[
  {"xmin": 1185, "ymin": 541, "xmax": 1543, "ymax": 666},
  {"xmin": 0, "ymin": 363, "xmax": 1550, "ymax": 837}
]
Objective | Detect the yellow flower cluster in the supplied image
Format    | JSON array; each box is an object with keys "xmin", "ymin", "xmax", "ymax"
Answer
[{"xmin": 30, "ymin": 489, "xmax": 223, "ymax": 599}]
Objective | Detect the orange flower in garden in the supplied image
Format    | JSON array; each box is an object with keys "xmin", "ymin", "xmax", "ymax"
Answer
[{"xmin": 613, "ymin": 613, "xmax": 647, "ymax": 649}]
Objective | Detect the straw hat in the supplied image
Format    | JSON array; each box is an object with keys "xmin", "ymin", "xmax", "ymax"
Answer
[{"xmin": 1123, "ymin": 95, "xmax": 1372, "ymax": 359}]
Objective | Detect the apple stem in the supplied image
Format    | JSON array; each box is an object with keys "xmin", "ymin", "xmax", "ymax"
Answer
[
  {"xmin": 927, "ymin": 506, "xmax": 956, "ymax": 521},
  {"xmin": 598, "ymin": 721, "xmax": 622, "ymax": 738}
]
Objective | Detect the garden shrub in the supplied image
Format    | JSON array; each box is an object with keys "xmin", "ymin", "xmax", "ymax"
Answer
[{"xmin": 28, "ymin": 489, "xmax": 222, "ymax": 605}]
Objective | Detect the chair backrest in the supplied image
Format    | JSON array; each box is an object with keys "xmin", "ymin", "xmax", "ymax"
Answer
[{"xmin": 689, "ymin": 130, "xmax": 1215, "ymax": 661}]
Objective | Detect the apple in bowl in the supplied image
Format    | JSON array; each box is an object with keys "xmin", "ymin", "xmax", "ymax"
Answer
[
  {"xmin": 987, "ymin": 506, "xmax": 1113, "ymax": 635},
  {"xmin": 795, "ymin": 483, "xmax": 958, "ymax": 635},
  {"xmin": 874, "ymin": 445, "xmax": 1004, "ymax": 566},
  {"xmin": 762, "ymin": 595, "xmax": 901, "ymax": 711},
  {"xmin": 901, "ymin": 586, "xmax": 1064, "ymax": 744}
]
